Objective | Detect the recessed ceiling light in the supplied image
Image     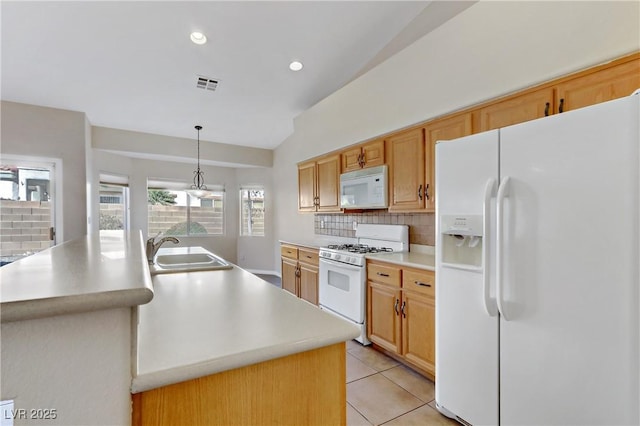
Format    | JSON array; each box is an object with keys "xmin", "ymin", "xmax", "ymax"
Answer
[
  {"xmin": 289, "ymin": 61, "xmax": 303, "ymax": 71},
  {"xmin": 190, "ymin": 32, "xmax": 207, "ymax": 45}
]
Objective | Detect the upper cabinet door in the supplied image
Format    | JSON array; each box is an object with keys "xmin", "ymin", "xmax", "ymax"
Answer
[
  {"xmin": 479, "ymin": 87, "xmax": 554, "ymax": 132},
  {"xmin": 315, "ymin": 154, "xmax": 341, "ymax": 212},
  {"xmin": 341, "ymin": 147, "xmax": 364, "ymax": 173},
  {"xmin": 361, "ymin": 139, "xmax": 385, "ymax": 169},
  {"xmin": 341, "ymin": 139, "xmax": 385, "ymax": 172},
  {"xmin": 298, "ymin": 160, "xmax": 317, "ymax": 212},
  {"xmin": 556, "ymin": 58, "xmax": 640, "ymax": 113},
  {"xmin": 387, "ymin": 127, "xmax": 425, "ymax": 211},
  {"xmin": 424, "ymin": 113, "xmax": 472, "ymax": 211}
]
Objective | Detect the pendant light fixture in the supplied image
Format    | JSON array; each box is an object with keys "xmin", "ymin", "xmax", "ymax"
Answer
[{"xmin": 186, "ymin": 125, "xmax": 213, "ymax": 199}]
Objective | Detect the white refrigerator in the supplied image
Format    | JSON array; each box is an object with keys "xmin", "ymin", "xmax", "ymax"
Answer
[{"xmin": 435, "ymin": 94, "xmax": 639, "ymax": 425}]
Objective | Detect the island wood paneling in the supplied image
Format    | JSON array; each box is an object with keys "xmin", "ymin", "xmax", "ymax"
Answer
[{"xmin": 132, "ymin": 342, "xmax": 346, "ymax": 426}]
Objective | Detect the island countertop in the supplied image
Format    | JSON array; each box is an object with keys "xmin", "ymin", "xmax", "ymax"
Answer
[
  {"xmin": 132, "ymin": 266, "xmax": 360, "ymax": 393},
  {"xmin": 0, "ymin": 231, "xmax": 154, "ymax": 323}
]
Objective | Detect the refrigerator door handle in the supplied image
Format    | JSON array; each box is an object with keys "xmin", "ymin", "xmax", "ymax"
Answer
[
  {"xmin": 496, "ymin": 176, "xmax": 511, "ymax": 320},
  {"xmin": 483, "ymin": 178, "xmax": 499, "ymax": 317}
]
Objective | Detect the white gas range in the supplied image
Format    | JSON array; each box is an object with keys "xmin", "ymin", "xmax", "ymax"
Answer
[{"xmin": 318, "ymin": 224, "xmax": 409, "ymax": 345}]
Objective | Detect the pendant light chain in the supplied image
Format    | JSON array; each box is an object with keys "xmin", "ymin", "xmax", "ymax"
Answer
[{"xmin": 192, "ymin": 125, "xmax": 207, "ymax": 191}]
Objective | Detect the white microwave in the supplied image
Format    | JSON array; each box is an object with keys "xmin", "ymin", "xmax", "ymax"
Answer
[{"xmin": 340, "ymin": 165, "xmax": 388, "ymax": 209}]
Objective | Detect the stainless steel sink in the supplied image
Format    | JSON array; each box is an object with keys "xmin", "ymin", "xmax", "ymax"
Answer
[{"xmin": 150, "ymin": 247, "xmax": 233, "ymax": 275}]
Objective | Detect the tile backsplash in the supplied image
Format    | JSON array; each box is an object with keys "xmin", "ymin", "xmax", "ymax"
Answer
[{"xmin": 314, "ymin": 212, "xmax": 435, "ymax": 246}]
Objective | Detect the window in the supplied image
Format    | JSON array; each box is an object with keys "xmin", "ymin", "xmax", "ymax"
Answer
[
  {"xmin": 240, "ymin": 187, "xmax": 265, "ymax": 236},
  {"xmin": 147, "ymin": 181, "xmax": 224, "ymax": 236},
  {"xmin": 0, "ymin": 158, "xmax": 56, "ymax": 265},
  {"xmin": 99, "ymin": 174, "xmax": 129, "ymax": 232}
]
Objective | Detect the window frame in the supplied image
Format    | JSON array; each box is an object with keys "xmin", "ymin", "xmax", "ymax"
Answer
[
  {"xmin": 98, "ymin": 182, "xmax": 130, "ymax": 232},
  {"xmin": 239, "ymin": 186, "xmax": 265, "ymax": 237},
  {"xmin": 147, "ymin": 180, "xmax": 225, "ymax": 237}
]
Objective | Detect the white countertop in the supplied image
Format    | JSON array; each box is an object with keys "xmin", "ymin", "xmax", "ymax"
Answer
[
  {"xmin": 0, "ymin": 231, "xmax": 154, "ymax": 322},
  {"xmin": 132, "ymin": 266, "xmax": 360, "ymax": 393},
  {"xmin": 278, "ymin": 239, "xmax": 320, "ymax": 250},
  {"xmin": 365, "ymin": 251, "xmax": 435, "ymax": 271},
  {"xmin": 279, "ymin": 240, "xmax": 436, "ymax": 272}
]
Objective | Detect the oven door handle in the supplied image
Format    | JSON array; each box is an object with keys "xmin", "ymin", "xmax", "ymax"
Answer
[{"xmin": 319, "ymin": 257, "xmax": 363, "ymax": 271}]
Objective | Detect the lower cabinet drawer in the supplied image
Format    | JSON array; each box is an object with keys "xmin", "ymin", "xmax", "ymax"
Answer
[
  {"xmin": 281, "ymin": 245, "xmax": 298, "ymax": 260},
  {"xmin": 402, "ymin": 269, "xmax": 435, "ymax": 297},
  {"xmin": 367, "ymin": 263, "xmax": 401, "ymax": 287},
  {"xmin": 298, "ymin": 248, "xmax": 319, "ymax": 266}
]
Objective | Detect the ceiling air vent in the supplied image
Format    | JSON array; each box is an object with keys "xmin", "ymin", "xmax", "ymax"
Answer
[{"xmin": 196, "ymin": 75, "xmax": 219, "ymax": 91}]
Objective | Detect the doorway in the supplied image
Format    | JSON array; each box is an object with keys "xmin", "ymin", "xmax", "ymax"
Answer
[{"xmin": 0, "ymin": 157, "xmax": 57, "ymax": 265}]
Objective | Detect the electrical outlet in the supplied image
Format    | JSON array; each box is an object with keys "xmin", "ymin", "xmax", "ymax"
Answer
[{"xmin": 352, "ymin": 221, "xmax": 358, "ymax": 230}]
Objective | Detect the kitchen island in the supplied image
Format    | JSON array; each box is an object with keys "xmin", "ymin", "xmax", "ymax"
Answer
[
  {"xmin": 0, "ymin": 231, "xmax": 154, "ymax": 425},
  {"xmin": 1, "ymin": 232, "xmax": 358, "ymax": 425},
  {"xmin": 132, "ymin": 265, "xmax": 359, "ymax": 425}
]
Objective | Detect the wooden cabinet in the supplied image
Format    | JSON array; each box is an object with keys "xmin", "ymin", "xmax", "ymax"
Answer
[
  {"xmin": 478, "ymin": 55, "xmax": 639, "ymax": 131},
  {"xmin": 298, "ymin": 248, "xmax": 319, "ymax": 305},
  {"xmin": 367, "ymin": 260, "xmax": 436, "ymax": 378},
  {"xmin": 296, "ymin": 53, "xmax": 638, "ymax": 215},
  {"xmin": 555, "ymin": 58, "xmax": 640, "ymax": 113},
  {"xmin": 424, "ymin": 113, "xmax": 473, "ymax": 211},
  {"xmin": 281, "ymin": 257, "xmax": 298, "ymax": 295},
  {"xmin": 367, "ymin": 262, "xmax": 402, "ymax": 353},
  {"xmin": 478, "ymin": 87, "xmax": 554, "ymax": 132},
  {"xmin": 280, "ymin": 244, "xmax": 319, "ymax": 305},
  {"xmin": 400, "ymin": 268, "xmax": 436, "ymax": 375},
  {"xmin": 341, "ymin": 139, "xmax": 385, "ymax": 172},
  {"xmin": 132, "ymin": 343, "xmax": 347, "ymax": 426},
  {"xmin": 386, "ymin": 127, "xmax": 426, "ymax": 212},
  {"xmin": 297, "ymin": 154, "xmax": 341, "ymax": 213},
  {"xmin": 297, "ymin": 161, "xmax": 317, "ymax": 212}
]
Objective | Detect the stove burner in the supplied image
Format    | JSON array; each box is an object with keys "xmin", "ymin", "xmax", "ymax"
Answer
[{"xmin": 326, "ymin": 244, "xmax": 394, "ymax": 254}]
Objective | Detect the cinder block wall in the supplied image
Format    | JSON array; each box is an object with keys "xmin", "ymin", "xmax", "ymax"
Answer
[
  {"xmin": 148, "ymin": 205, "xmax": 223, "ymax": 236},
  {"xmin": 0, "ymin": 200, "xmax": 52, "ymax": 258}
]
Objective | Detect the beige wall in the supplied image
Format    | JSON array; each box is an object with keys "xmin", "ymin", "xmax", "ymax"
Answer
[
  {"xmin": 93, "ymin": 126, "xmax": 273, "ymax": 168},
  {"xmin": 273, "ymin": 1, "xmax": 640, "ymax": 269},
  {"xmin": 1, "ymin": 101, "xmax": 88, "ymax": 242}
]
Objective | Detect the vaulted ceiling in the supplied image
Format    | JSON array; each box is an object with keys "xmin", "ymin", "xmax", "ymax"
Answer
[{"xmin": 2, "ymin": 1, "xmax": 474, "ymax": 149}]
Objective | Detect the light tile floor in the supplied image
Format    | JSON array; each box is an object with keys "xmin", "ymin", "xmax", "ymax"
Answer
[{"xmin": 345, "ymin": 340, "xmax": 458, "ymax": 426}]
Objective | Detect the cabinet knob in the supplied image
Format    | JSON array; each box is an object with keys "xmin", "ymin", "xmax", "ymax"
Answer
[
  {"xmin": 544, "ymin": 102, "xmax": 550, "ymax": 117},
  {"xmin": 425, "ymin": 184, "xmax": 430, "ymax": 201},
  {"xmin": 394, "ymin": 299, "xmax": 400, "ymax": 315},
  {"xmin": 377, "ymin": 272, "xmax": 390, "ymax": 277},
  {"xmin": 418, "ymin": 184, "xmax": 423, "ymax": 201},
  {"xmin": 415, "ymin": 281, "xmax": 432, "ymax": 287},
  {"xmin": 401, "ymin": 301, "xmax": 406, "ymax": 318},
  {"xmin": 559, "ymin": 98, "xmax": 565, "ymax": 113}
]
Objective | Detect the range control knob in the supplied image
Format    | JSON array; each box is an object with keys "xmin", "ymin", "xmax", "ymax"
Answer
[{"xmin": 335, "ymin": 254, "xmax": 341, "ymax": 260}]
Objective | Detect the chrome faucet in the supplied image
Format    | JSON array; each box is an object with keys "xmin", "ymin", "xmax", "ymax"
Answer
[{"xmin": 146, "ymin": 233, "xmax": 179, "ymax": 263}]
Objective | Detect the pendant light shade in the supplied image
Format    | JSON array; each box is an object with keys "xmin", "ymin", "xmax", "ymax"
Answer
[{"xmin": 186, "ymin": 125, "xmax": 214, "ymax": 199}]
